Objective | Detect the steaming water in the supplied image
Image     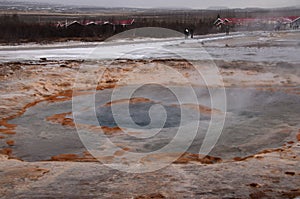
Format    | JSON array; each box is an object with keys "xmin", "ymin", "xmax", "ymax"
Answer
[{"xmin": 7, "ymin": 86, "xmax": 300, "ymax": 161}]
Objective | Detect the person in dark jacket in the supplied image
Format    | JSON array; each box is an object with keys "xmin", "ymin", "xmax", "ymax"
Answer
[
  {"xmin": 190, "ymin": 29, "xmax": 194, "ymax": 38},
  {"xmin": 184, "ymin": 28, "xmax": 189, "ymax": 39}
]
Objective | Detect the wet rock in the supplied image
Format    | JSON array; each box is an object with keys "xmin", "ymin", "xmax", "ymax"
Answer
[
  {"xmin": 46, "ymin": 112, "xmax": 75, "ymax": 127},
  {"xmin": 5, "ymin": 140, "xmax": 15, "ymax": 146},
  {"xmin": 174, "ymin": 153, "xmax": 222, "ymax": 164},
  {"xmin": 60, "ymin": 64, "xmax": 72, "ymax": 68},
  {"xmin": 284, "ymin": 171, "xmax": 296, "ymax": 176},
  {"xmin": 0, "ymin": 148, "xmax": 12, "ymax": 156},
  {"xmin": 101, "ymin": 126, "xmax": 122, "ymax": 135},
  {"xmin": 51, "ymin": 152, "xmax": 97, "ymax": 162},
  {"xmin": 135, "ymin": 193, "xmax": 166, "ymax": 199},
  {"xmin": 248, "ymin": 183, "xmax": 262, "ymax": 188},
  {"xmin": 51, "ymin": 154, "xmax": 79, "ymax": 161}
]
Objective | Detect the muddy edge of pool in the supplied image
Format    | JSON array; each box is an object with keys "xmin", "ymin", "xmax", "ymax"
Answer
[{"xmin": 2, "ymin": 84, "xmax": 300, "ymax": 163}]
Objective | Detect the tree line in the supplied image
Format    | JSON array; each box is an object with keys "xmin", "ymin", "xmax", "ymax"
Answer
[{"xmin": 0, "ymin": 14, "xmax": 219, "ymax": 43}]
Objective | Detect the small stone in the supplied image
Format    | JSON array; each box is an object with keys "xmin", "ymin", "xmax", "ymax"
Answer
[
  {"xmin": 249, "ymin": 183, "xmax": 262, "ymax": 188},
  {"xmin": 285, "ymin": 171, "xmax": 295, "ymax": 176},
  {"xmin": 6, "ymin": 140, "xmax": 15, "ymax": 146}
]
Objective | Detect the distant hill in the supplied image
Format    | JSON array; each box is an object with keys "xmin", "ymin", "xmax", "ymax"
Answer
[
  {"xmin": 207, "ymin": 6, "xmax": 229, "ymax": 10},
  {"xmin": 0, "ymin": 0, "xmax": 299, "ymax": 16}
]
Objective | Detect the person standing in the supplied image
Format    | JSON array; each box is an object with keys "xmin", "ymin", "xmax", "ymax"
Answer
[
  {"xmin": 184, "ymin": 28, "xmax": 189, "ymax": 39},
  {"xmin": 190, "ymin": 29, "xmax": 194, "ymax": 39}
]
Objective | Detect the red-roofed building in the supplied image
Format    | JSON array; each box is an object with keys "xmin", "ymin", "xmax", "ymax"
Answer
[
  {"xmin": 58, "ymin": 19, "xmax": 135, "ymax": 27},
  {"xmin": 215, "ymin": 16, "xmax": 299, "ymax": 30},
  {"xmin": 113, "ymin": 19, "xmax": 135, "ymax": 26}
]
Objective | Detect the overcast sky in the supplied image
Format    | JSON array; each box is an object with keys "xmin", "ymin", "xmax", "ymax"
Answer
[{"xmin": 8, "ymin": 0, "xmax": 300, "ymax": 9}]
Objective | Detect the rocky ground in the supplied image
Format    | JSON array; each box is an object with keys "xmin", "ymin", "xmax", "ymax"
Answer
[{"xmin": 0, "ymin": 31, "xmax": 300, "ymax": 198}]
